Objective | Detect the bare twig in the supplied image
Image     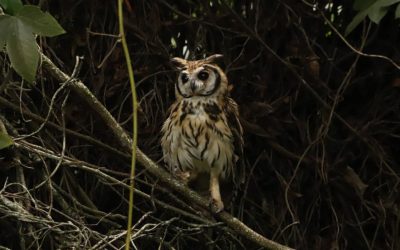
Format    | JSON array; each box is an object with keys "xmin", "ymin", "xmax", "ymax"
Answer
[
  {"xmin": 13, "ymin": 139, "xmax": 216, "ymax": 225},
  {"xmin": 318, "ymin": 6, "xmax": 400, "ymax": 71},
  {"xmin": 40, "ymin": 53, "xmax": 294, "ymax": 250}
]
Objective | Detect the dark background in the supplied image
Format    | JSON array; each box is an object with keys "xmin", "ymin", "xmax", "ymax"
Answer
[{"xmin": 1, "ymin": 0, "xmax": 400, "ymax": 249}]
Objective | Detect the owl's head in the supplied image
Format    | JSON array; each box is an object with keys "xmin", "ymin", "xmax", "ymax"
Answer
[{"xmin": 171, "ymin": 54, "xmax": 228, "ymax": 99}]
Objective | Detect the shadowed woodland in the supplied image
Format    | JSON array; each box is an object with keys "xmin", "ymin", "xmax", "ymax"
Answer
[{"xmin": 1, "ymin": 0, "xmax": 400, "ymax": 249}]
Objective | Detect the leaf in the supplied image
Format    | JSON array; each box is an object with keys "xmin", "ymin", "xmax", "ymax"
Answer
[
  {"xmin": 0, "ymin": 0, "xmax": 22, "ymax": 15},
  {"xmin": 367, "ymin": 0, "xmax": 400, "ymax": 24},
  {"xmin": 0, "ymin": 132, "xmax": 13, "ymax": 150},
  {"xmin": 0, "ymin": 15, "xmax": 12, "ymax": 48},
  {"xmin": 0, "ymin": 4, "xmax": 65, "ymax": 82},
  {"xmin": 16, "ymin": 5, "xmax": 65, "ymax": 37},
  {"xmin": 6, "ymin": 17, "xmax": 39, "ymax": 82},
  {"xmin": 368, "ymin": 4, "xmax": 390, "ymax": 24},
  {"xmin": 379, "ymin": 0, "xmax": 400, "ymax": 7},
  {"xmin": 345, "ymin": 0, "xmax": 400, "ymax": 36},
  {"xmin": 345, "ymin": 9, "xmax": 368, "ymax": 36},
  {"xmin": 396, "ymin": 3, "xmax": 400, "ymax": 18},
  {"xmin": 346, "ymin": 0, "xmax": 400, "ymax": 35},
  {"xmin": 353, "ymin": 0, "xmax": 375, "ymax": 11}
]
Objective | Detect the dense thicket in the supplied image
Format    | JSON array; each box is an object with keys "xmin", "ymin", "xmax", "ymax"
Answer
[{"xmin": 1, "ymin": 0, "xmax": 399, "ymax": 249}]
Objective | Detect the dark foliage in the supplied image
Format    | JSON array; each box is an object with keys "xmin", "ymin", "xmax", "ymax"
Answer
[{"xmin": 1, "ymin": 0, "xmax": 400, "ymax": 249}]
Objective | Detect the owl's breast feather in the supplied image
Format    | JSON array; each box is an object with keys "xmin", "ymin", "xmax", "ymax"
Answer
[{"xmin": 161, "ymin": 99, "xmax": 235, "ymax": 177}]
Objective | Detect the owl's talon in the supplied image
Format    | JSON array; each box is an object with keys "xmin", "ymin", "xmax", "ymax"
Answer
[
  {"xmin": 175, "ymin": 171, "xmax": 191, "ymax": 184},
  {"xmin": 209, "ymin": 198, "xmax": 224, "ymax": 214}
]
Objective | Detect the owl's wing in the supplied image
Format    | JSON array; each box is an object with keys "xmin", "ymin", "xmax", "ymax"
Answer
[
  {"xmin": 166, "ymin": 101, "xmax": 180, "ymax": 118},
  {"xmin": 224, "ymin": 96, "xmax": 245, "ymax": 186}
]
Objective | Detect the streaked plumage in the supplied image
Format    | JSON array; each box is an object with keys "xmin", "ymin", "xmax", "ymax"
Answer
[{"xmin": 161, "ymin": 54, "xmax": 243, "ymax": 213}]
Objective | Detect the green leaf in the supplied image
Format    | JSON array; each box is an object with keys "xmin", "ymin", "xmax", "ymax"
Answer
[
  {"xmin": 353, "ymin": 0, "xmax": 375, "ymax": 11},
  {"xmin": 0, "ymin": 132, "xmax": 13, "ymax": 150},
  {"xmin": 0, "ymin": 0, "xmax": 22, "ymax": 15},
  {"xmin": 16, "ymin": 5, "xmax": 65, "ymax": 37},
  {"xmin": 366, "ymin": 0, "xmax": 400, "ymax": 23},
  {"xmin": 345, "ymin": 9, "xmax": 368, "ymax": 36},
  {"xmin": 6, "ymin": 17, "xmax": 39, "ymax": 82},
  {"xmin": 395, "ymin": 3, "xmax": 400, "ymax": 18},
  {"xmin": 0, "ymin": 4, "xmax": 65, "ymax": 82},
  {"xmin": 346, "ymin": 0, "xmax": 400, "ymax": 35},
  {"xmin": 379, "ymin": 0, "xmax": 400, "ymax": 7},
  {"xmin": 368, "ymin": 4, "xmax": 390, "ymax": 24},
  {"xmin": 0, "ymin": 15, "xmax": 12, "ymax": 48}
]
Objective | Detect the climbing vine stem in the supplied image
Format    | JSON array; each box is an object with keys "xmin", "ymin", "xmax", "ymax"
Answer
[{"xmin": 117, "ymin": 1, "xmax": 138, "ymax": 249}]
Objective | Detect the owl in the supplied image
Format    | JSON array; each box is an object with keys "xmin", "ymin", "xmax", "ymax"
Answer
[{"xmin": 161, "ymin": 54, "xmax": 243, "ymax": 213}]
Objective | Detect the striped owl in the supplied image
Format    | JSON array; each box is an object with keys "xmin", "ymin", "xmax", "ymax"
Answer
[{"xmin": 161, "ymin": 54, "xmax": 243, "ymax": 213}]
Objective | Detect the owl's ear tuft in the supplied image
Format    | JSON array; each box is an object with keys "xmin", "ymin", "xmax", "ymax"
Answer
[
  {"xmin": 170, "ymin": 57, "xmax": 187, "ymax": 69},
  {"xmin": 203, "ymin": 54, "xmax": 223, "ymax": 64}
]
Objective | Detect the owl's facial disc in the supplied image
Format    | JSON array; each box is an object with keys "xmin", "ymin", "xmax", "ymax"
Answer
[{"xmin": 176, "ymin": 65, "xmax": 220, "ymax": 98}]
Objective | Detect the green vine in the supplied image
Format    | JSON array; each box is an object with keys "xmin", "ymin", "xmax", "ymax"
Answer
[{"xmin": 117, "ymin": 1, "xmax": 138, "ymax": 249}]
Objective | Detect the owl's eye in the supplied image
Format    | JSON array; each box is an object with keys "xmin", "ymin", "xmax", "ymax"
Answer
[
  {"xmin": 198, "ymin": 70, "xmax": 209, "ymax": 81},
  {"xmin": 181, "ymin": 73, "xmax": 189, "ymax": 83}
]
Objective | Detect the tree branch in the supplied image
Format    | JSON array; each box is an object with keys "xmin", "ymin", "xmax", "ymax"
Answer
[{"xmin": 40, "ymin": 53, "xmax": 294, "ymax": 250}]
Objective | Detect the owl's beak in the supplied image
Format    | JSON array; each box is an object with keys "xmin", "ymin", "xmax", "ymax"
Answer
[{"xmin": 190, "ymin": 80, "xmax": 196, "ymax": 92}]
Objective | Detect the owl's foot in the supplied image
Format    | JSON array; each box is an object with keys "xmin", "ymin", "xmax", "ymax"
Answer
[
  {"xmin": 210, "ymin": 197, "xmax": 224, "ymax": 213},
  {"xmin": 209, "ymin": 170, "xmax": 224, "ymax": 213},
  {"xmin": 175, "ymin": 171, "xmax": 191, "ymax": 185}
]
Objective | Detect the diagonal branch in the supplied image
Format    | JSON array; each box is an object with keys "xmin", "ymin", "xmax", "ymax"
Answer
[{"xmin": 40, "ymin": 53, "xmax": 294, "ymax": 250}]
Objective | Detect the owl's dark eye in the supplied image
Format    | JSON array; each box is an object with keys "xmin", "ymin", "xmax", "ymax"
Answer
[
  {"xmin": 198, "ymin": 70, "xmax": 209, "ymax": 81},
  {"xmin": 181, "ymin": 73, "xmax": 189, "ymax": 83}
]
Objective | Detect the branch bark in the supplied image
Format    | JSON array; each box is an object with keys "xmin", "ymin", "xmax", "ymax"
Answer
[{"xmin": 40, "ymin": 53, "xmax": 294, "ymax": 250}]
